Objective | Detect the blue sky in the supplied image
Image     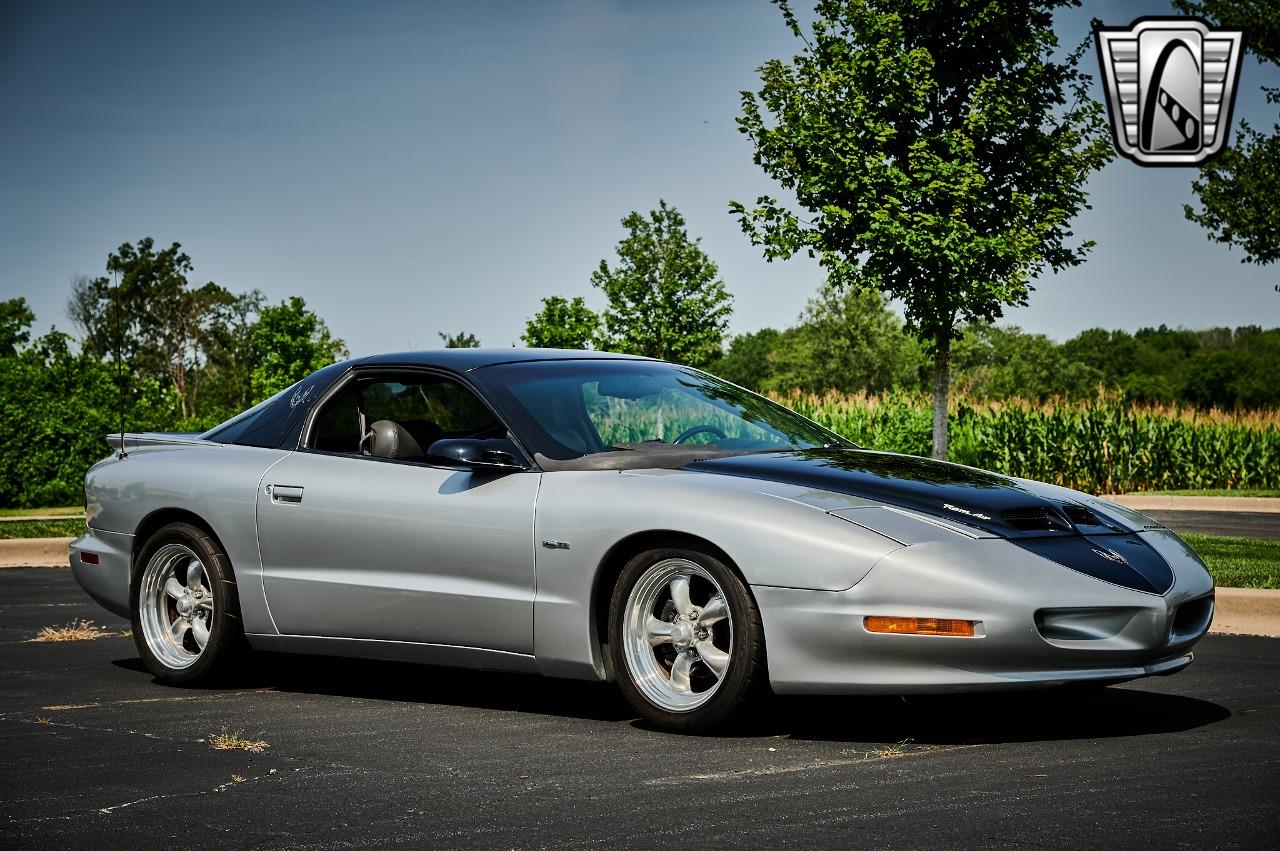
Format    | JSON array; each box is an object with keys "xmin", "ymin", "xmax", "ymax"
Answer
[{"xmin": 2, "ymin": 0, "xmax": 1277, "ymax": 357}]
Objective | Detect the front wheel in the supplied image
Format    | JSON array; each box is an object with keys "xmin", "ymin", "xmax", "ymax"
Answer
[
  {"xmin": 131, "ymin": 522, "xmax": 244, "ymax": 685},
  {"xmin": 608, "ymin": 546, "xmax": 766, "ymax": 731}
]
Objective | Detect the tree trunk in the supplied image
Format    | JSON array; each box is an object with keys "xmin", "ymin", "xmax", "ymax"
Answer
[{"xmin": 931, "ymin": 331, "xmax": 950, "ymax": 461}]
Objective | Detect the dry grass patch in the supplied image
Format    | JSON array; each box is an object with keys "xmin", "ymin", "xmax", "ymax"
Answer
[
  {"xmin": 27, "ymin": 619, "xmax": 113, "ymax": 643},
  {"xmin": 869, "ymin": 743, "xmax": 907, "ymax": 759},
  {"xmin": 209, "ymin": 728, "xmax": 269, "ymax": 754}
]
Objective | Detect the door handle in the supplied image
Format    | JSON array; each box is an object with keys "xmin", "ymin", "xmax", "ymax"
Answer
[{"xmin": 268, "ymin": 485, "xmax": 304, "ymax": 504}]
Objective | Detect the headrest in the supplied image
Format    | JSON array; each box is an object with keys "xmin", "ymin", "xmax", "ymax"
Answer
[{"xmin": 367, "ymin": 420, "xmax": 426, "ymax": 460}]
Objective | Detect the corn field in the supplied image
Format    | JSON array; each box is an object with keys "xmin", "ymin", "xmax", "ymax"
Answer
[{"xmin": 773, "ymin": 391, "xmax": 1280, "ymax": 494}]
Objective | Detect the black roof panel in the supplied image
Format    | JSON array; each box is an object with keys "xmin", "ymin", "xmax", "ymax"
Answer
[{"xmin": 353, "ymin": 347, "xmax": 652, "ymax": 372}]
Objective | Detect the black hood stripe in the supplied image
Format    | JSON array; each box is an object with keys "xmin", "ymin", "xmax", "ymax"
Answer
[{"xmin": 685, "ymin": 449, "xmax": 1173, "ymax": 595}]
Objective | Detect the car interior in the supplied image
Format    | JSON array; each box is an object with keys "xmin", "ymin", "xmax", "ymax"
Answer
[{"xmin": 309, "ymin": 374, "xmax": 507, "ymax": 462}]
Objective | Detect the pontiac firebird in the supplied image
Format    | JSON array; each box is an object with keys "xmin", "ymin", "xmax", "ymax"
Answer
[{"xmin": 70, "ymin": 349, "xmax": 1214, "ymax": 730}]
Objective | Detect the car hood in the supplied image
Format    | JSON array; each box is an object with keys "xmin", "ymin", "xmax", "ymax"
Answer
[{"xmin": 684, "ymin": 449, "xmax": 1174, "ymax": 594}]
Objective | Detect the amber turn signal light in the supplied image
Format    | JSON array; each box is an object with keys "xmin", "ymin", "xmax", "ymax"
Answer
[{"xmin": 864, "ymin": 616, "xmax": 976, "ymax": 637}]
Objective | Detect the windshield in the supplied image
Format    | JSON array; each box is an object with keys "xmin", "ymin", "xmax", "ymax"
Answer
[{"xmin": 473, "ymin": 359, "xmax": 852, "ymax": 462}]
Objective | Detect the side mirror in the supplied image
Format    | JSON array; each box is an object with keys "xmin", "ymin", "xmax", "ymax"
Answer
[{"xmin": 427, "ymin": 438, "xmax": 528, "ymax": 471}]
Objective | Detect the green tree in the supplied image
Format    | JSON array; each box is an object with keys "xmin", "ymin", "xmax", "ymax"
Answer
[
  {"xmin": 714, "ymin": 328, "xmax": 783, "ymax": 390},
  {"xmin": 732, "ymin": 0, "xmax": 1112, "ymax": 458},
  {"xmin": 522, "ymin": 296, "xmax": 599, "ymax": 349},
  {"xmin": 197, "ymin": 290, "xmax": 266, "ymax": 421},
  {"xmin": 0, "ymin": 324, "xmax": 177, "ymax": 507},
  {"xmin": 0, "ymin": 298, "xmax": 36, "ymax": 356},
  {"xmin": 251, "ymin": 297, "xmax": 348, "ymax": 401},
  {"xmin": 1173, "ymin": 1, "xmax": 1280, "ymax": 284},
  {"xmin": 949, "ymin": 322, "xmax": 1101, "ymax": 401},
  {"xmin": 66, "ymin": 239, "xmax": 241, "ymax": 418},
  {"xmin": 438, "ymin": 331, "xmax": 480, "ymax": 349},
  {"xmin": 766, "ymin": 288, "xmax": 924, "ymax": 394},
  {"xmin": 592, "ymin": 200, "xmax": 733, "ymax": 368}
]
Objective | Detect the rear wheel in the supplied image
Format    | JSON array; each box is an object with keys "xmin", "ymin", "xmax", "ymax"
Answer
[
  {"xmin": 131, "ymin": 522, "xmax": 244, "ymax": 685},
  {"xmin": 608, "ymin": 546, "xmax": 766, "ymax": 731}
]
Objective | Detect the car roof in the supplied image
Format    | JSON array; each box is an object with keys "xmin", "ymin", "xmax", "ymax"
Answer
[{"xmin": 351, "ymin": 347, "xmax": 654, "ymax": 372}]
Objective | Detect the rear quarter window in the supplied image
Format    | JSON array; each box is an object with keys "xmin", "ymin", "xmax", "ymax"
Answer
[{"xmin": 204, "ymin": 362, "xmax": 349, "ymax": 449}]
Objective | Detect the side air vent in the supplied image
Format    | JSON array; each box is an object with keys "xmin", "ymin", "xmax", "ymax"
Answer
[
  {"xmin": 1002, "ymin": 507, "xmax": 1073, "ymax": 533},
  {"xmin": 1171, "ymin": 595, "xmax": 1214, "ymax": 644}
]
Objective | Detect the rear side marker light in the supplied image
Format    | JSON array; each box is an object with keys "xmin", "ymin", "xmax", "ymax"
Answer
[
  {"xmin": 864, "ymin": 616, "xmax": 976, "ymax": 637},
  {"xmin": 80, "ymin": 552, "xmax": 99, "ymax": 564}
]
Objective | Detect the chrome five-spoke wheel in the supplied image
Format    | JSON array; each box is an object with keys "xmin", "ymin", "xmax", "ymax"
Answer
[
  {"xmin": 138, "ymin": 543, "xmax": 214, "ymax": 669},
  {"xmin": 622, "ymin": 558, "xmax": 734, "ymax": 712}
]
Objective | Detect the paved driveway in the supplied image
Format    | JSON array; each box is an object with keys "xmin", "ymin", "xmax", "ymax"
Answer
[
  {"xmin": 1145, "ymin": 509, "xmax": 1280, "ymax": 540},
  {"xmin": 2, "ymin": 567, "xmax": 1277, "ymax": 849}
]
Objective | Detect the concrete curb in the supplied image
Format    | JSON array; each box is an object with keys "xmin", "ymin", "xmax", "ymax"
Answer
[
  {"xmin": 1104, "ymin": 494, "xmax": 1280, "ymax": 514},
  {"xmin": 0, "ymin": 514, "xmax": 84, "ymax": 523},
  {"xmin": 0, "ymin": 537, "xmax": 73, "ymax": 568},
  {"xmin": 1210, "ymin": 588, "xmax": 1280, "ymax": 639},
  {"xmin": 3, "ymin": 536, "xmax": 1275, "ymax": 637}
]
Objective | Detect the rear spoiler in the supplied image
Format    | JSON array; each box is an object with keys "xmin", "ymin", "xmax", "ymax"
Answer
[{"xmin": 105, "ymin": 432, "xmax": 218, "ymax": 454}]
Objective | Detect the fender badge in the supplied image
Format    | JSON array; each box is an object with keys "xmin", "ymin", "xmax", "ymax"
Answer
[{"xmin": 541, "ymin": 540, "xmax": 570, "ymax": 550}]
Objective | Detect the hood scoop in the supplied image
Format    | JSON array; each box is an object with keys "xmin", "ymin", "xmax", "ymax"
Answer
[{"xmin": 1002, "ymin": 507, "xmax": 1074, "ymax": 533}]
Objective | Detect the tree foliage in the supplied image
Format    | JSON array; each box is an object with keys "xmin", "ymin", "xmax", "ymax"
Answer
[
  {"xmin": 592, "ymin": 200, "xmax": 733, "ymax": 368},
  {"xmin": 765, "ymin": 289, "xmax": 923, "ymax": 395},
  {"xmin": 0, "ymin": 321, "xmax": 178, "ymax": 507},
  {"xmin": 714, "ymin": 328, "xmax": 784, "ymax": 390},
  {"xmin": 250, "ymin": 297, "xmax": 348, "ymax": 401},
  {"xmin": 732, "ymin": 0, "xmax": 1113, "ymax": 457},
  {"xmin": 522, "ymin": 296, "xmax": 600, "ymax": 349},
  {"xmin": 950, "ymin": 322, "xmax": 1100, "ymax": 400},
  {"xmin": 198, "ymin": 289, "xmax": 266, "ymax": 415},
  {"xmin": 1173, "ymin": 1, "xmax": 1280, "ymax": 279},
  {"xmin": 65, "ymin": 239, "xmax": 254, "ymax": 418},
  {"xmin": 438, "ymin": 331, "xmax": 480, "ymax": 349},
  {"xmin": 0, "ymin": 298, "xmax": 36, "ymax": 356}
]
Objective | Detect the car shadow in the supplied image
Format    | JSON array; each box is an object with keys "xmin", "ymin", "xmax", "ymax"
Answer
[
  {"xmin": 113, "ymin": 652, "xmax": 1232, "ymax": 743},
  {"xmin": 193, "ymin": 653, "xmax": 634, "ymax": 724},
  {"xmin": 771, "ymin": 687, "xmax": 1232, "ymax": 745}
]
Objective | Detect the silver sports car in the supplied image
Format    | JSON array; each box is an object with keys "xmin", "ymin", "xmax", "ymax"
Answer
[{"xmin": 71, "ymin": 349, "xmax": 1215, "ymax": 730}]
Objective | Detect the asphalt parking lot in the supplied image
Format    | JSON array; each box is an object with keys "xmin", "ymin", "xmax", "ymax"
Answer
[{"xmin": 2, "ymin": 567, "xmax": 1277, "ymax": 850}]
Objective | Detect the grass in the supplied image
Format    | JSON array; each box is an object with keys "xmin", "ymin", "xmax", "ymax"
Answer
[
  {"xmin": 0, "ymin": 519, "xmax": 85, "ymax": 539},
  {"xmin": 27, "ymin": 618, "xmax": 113, "ymax": 643},
  {"xmin": 208, "ymin": 728, "xmax": 269, "ymax": 753},
  {"xmin": 1184, "ymin": 533, "xmax": 1280, "ymax": 589},
  {"xmin": 1134, "ymin": 488, "xmax": 1280, "ymax": 498},
  {"xmin": 0, "ymin": 506, "xmax": 82, "ymax": 518}
]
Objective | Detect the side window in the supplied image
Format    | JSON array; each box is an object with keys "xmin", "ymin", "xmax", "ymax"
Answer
[{"xmin": 308, "ymin": 374, "xmax": 504, "ymax": 459}]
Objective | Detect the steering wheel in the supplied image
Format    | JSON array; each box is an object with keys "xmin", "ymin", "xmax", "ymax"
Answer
[{"xmin": 673, "ymin": 424, "xmax": 727, "ymax": 445}]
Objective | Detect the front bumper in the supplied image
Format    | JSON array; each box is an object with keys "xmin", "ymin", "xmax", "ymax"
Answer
[
  {"xmin": 755, "ymin": 533, "xmax": 1214, "ymax": 695},
  {"xmin": 69, "ymin": 527, "xmax": 134, "ymax": 619}
]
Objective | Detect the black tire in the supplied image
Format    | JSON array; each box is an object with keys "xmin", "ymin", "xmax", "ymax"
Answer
[
  {"xmin": 130, "ymin": 521, "xmax": 245, "ymax": 686},
  {"xmin": 608, "ymin": 545, "xmax": 767, "ymax": 732}
]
